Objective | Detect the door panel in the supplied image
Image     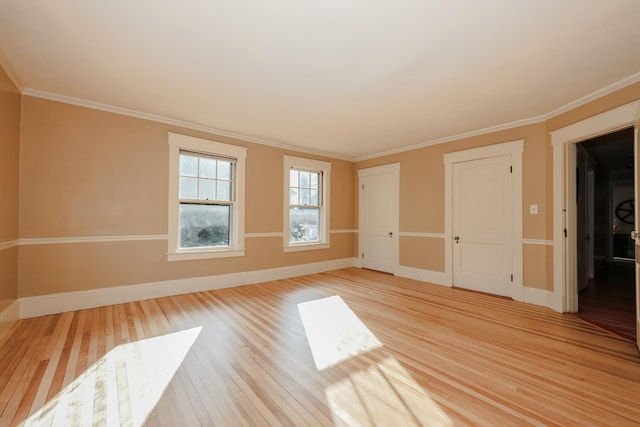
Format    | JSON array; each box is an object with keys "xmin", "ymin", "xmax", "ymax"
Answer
[
  {"xmin": 359, "ymin": 165, "xmax": 399, "ymax": 274},
  {"xmin": 453, "ymin": 155, "xmax": 512, "ymax": 296}
]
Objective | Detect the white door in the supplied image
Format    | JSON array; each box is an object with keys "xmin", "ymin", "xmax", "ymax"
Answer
[
  {"xmin": 453, "ymin": 155, "xmax": 512, "ymax": 296},
  {"xmin": 358, "ymin": 164, "xmax": 399, "ymax": 274}
]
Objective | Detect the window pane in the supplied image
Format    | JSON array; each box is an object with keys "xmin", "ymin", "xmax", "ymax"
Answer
[
  {"xmin": 199, "ymin": 179, "xmax": 215, "ymax": 200},
  {"xmin": 310, "ymin": 172, "xmax": 319, "ymax": 189},
  {"xmin": 290, "ymin": 170, "xmax": 298, "ymax": 188},
  {"xmin": 309, "ymin": 189, "xmax": 319, "ymax": 205},
  {"xmin": 180, "ymin": 154, "xmax": 198, "ymax": 177},
  {"xmin": 300, "ymin": 188, "xmax": 310, "ymax": 205},
  {"xmin": 200, "ymin": 158, "xmax": 216, "ymax": 179},
  {"xmin": 290, "ymin": 207, "xmax": 320, "ymax": 242},
  {"xmin": 179, "ymin": 204, "xmax": 231, "ymax": 248},
  {"xmin": 179, "ymin": 177, "xmax": 198, "ymax": 199},
  {"xmin": 289, "ymin": 188, "xmax": 298, "ymax": 205},
  {"xmin": 217, "ymin": 181, "xmax": 231, "ymax": 201},
  {"xmin": 217, "ymin": 161, "xmax": 231, "ymax": 180},
  {"xmin": 300, "ymin": 171, "xmax": 310, "ymax": 188}
]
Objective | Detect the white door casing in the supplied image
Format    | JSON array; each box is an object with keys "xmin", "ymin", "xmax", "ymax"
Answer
[
  {"xmin": 358, "ymin": 163, "xmax": 399, "ymax": 274},
  {"xmin": 444, "ymin": 140, "xmax": 524, "ymax": 300},
  {"xmin": 550, "ymin": 100, "xmax": 640, "ymax": 323},
  {"xmin": 452, "ymin": 155, "xmax": 513, "ymax": 296},
  {"xmin": 635, "ymin": 109, "xmax": 640, "ymax": 350}
]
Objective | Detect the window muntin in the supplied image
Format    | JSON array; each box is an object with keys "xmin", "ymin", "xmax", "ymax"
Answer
[{"xmin": 178, "ymin": 151, "xmax": 235, "ymax": 249}]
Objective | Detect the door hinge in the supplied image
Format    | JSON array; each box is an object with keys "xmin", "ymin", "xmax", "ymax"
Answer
[
  {"xmin": 361, "ymin": 184, "xmax": 365, "ymax": 190},
  {"xmin": 510, "ymin": 166, "xmax": 513, "ymax": 173},
  {"xmin": 510, "ymin": 274, "xmax": 513, "ymax": 282},
  {"xmin": 564, "ymin": 228, "xmax": 567, "ymax": 238},
  {"xmin": 361, "ymin": 252, "xmax": 364, "ymax": 259}
]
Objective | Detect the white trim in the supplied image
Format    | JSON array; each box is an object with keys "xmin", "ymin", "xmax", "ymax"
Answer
[
  {"xmin": 0, "ymin": 300, "xmax": 19, "ymax": 340},
  {"xmin": 19, "ymin": 235, "xmax": 167, "ymax": 246},
  {"xmin": 443, "ymin": 139, "xmax": 524, "ymax": 298},
  {"xmin": 0, "ymin": 240, "xmax": 19, "ymax": 251},
  {"xmin": 551, "ymin": 100, "xmax": 640, "ymax": 313},
  {"xmin": 356, "ymin": 71, "xmax": 640, "ymax": 161},
  {"xmin": 22, "ymin": 88, "xmax": 353, "ymax": 161},
  {"xmin": 358, "ymin": 163, "xmax": 400, "ymax": 275},
  {"xmin": 358, "ymin": 117, "xmax": 544, "ymax": 161},
  {"xmin": 398, "ymin": 232, "xmax": 445, "ymax": 239},
  {"xmin": 331, "ymin": 229, "xmax": 358, "ymax": 234},
  {"xmin": 523, "ymin": 286, "xmax": 562, "ymax": 312},
  {"xmin": 283, "ymin": 155, "xmax": 332, "ymax": 251},
  {"xmin": 396, "ymin": 266, "xmax": 449, "ymax": 287},
  {"xmin": 233, "ymin": 230, "xmax": 357, "ymax": 239},
  {"xmin": 522, "ymin": 239, "xmax": 553, "ymax": 246},
  {"xmin": 167, "ymin": 133, "xmax": 247, "ymax": 261},
  {"xmin": 18, "ymin": 258, "xmax": 358, "ymax": 318},
  {"xmin": 393, "ymin": 265, "xmax": 562, "ymax": 312},
  {"xmin": 20, "ymin": 72, "xmax": 640, "ymax": 164},
  {"xmin": 245, "ymin": 232, "xmax": 284, "ymax": 238},
  {"xmin": 283, "ymin": 243, "xmax": 330, "ymax": 253}
]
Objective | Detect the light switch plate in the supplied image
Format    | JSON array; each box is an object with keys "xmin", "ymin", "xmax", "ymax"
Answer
[{"xmin": 530, "ymin": 204, "xmax": 538, "ymax": 214}]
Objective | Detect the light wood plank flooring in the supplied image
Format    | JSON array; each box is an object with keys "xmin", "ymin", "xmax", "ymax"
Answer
[{"xmin": 1, "ymin": 268, "xmax": 639, "ymax": 426}]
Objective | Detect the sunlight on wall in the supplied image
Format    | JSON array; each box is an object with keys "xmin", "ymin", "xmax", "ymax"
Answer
[
  {"xmin": 20, "ymin": 327, "xmax": 202, "ymax": 427},
  {"xmin": 326, "ymin": 356, "xmax": 454, "ymax": 426},
  {"xmin": 298, "ymin": 295, "xmax": 382, "ymax": 370}
]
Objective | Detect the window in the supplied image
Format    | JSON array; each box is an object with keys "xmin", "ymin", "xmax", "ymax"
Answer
[
  {"xmin": 168, "ymin": 133, "xmax": 246, "ymax": 261},
  {"xmin": 284, "ymin": 156, "xmax": 331, "ymax": 251}
]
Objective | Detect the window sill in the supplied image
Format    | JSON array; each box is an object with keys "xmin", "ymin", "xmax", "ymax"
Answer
[
  {"xmin": 167, "ymin": 248, "xmax": 245, "ymax": 261},
  {"xmin": 283, "ymin": 243, "xmax": 330, "ymax": 253}
]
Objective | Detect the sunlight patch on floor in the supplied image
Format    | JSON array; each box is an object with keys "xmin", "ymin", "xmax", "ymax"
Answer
[
  {"xmin": 20, "ymin": 327, "xmax": 202, "ymax": 427},
  {"xmin": 298, "ymin": 295, "xmax": 382, "ymax": 370},
  {"xmin": 326, "ymin": 357, "xmax": 454, "ymax": 427}
]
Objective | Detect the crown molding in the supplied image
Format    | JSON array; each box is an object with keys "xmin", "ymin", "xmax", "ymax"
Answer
[
  {"xmin": 356, "ymin": 71, "xmax": 640, "ymax": 162},
  {"xmin": 21, "ymin": 70, "xmax": 640, "ymax": 164},
  {"xmin": 21, "ymin": 88, "xmax": 354, "ymax": 162}
]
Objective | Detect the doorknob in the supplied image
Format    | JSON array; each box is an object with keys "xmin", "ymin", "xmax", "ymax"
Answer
[
  {"xmin": 631, "ymin": 230, "xmax": 638, "ymax": 241},
  {"xmin": 388, "ymin": 232, "xmax": 393, "ymax": 237},
  {"xmin": 454, "ymin": 236, "xmax": 460, "ymax": 244}
]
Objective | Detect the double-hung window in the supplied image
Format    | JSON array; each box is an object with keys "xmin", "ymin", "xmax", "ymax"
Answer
[
  {"xmin": 168, "ymin": 133, "xmax": 246, "ymax": 261},
  {"xmin": 284, "ymin": 156, "xmax": 331, "ymax": 251}
]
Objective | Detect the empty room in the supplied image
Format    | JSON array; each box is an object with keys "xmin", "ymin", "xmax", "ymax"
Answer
[{"xmin": 1, "ymin": 1, "xmax": 640, "ymax": 425}]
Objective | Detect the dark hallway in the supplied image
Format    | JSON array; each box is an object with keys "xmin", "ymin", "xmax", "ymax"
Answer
[{"xmin": 576, "ymin": 128, "xmax": 636, "ymax": 342}]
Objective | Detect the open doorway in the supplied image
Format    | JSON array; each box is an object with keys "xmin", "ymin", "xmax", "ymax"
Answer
[{"xmin": 576, "ymin": 128, "xmax": 636, "ymax": 341}]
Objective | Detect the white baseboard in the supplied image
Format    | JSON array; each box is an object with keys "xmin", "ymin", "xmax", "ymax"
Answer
[
  {"xmin": 396, "ymin": 265, "xmax": 451, "ymax": 287},
  {"xmin": 19, "ymin": 257, "xmax": 358, "ymax": 319},
  {"xmin": 0, "ymin": 299, "xmax": 19, "ymax": 340},
  {"xmin": 395, "ymin": 266, "xmax": 563, "ymax": 313},
  {"xmin": 523, "ymin": 286, "xmax": 563, "ymax": 313}
]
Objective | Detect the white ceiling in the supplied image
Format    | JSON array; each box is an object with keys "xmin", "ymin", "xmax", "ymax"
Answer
[{"xmin": 1, "ymin": 1, "xmax": 640, "ymax": 160}]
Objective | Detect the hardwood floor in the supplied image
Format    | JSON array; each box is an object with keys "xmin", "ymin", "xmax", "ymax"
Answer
[
  {"xmin": 578, "ymin": 261, "xmax": 636, "ymax": 342},
  {"xmin": 1, "ymin": 268, "xmax": 639, "ymax": 426}
]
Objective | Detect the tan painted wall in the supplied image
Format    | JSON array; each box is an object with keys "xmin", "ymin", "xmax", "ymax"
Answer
[
  {"xmin": 356, "ymin": 84, "xmax": 640, "ymax": 292},
  {"xmin": 357, "ymin": 122, "xmax": 553, "ymax": 290},
  {"xmin": 11, "ymin": 80, "xmax": 640, "ymax": 299},
  {"xmin": 0, "ymin": 64, "xmax": 20, "ymax": 312},
  {"xmin": 18, "ymin": 96, "xmax": 356, "ymax": 297}
]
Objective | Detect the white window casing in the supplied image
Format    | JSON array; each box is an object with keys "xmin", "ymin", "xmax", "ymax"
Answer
[
  {"xmin": 168, "ymin": 133, "xmax": 247, "ymax": 261},
  {"xmin": 283, "ymin": 155, "xmax": 331, "ymax": 252}
]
